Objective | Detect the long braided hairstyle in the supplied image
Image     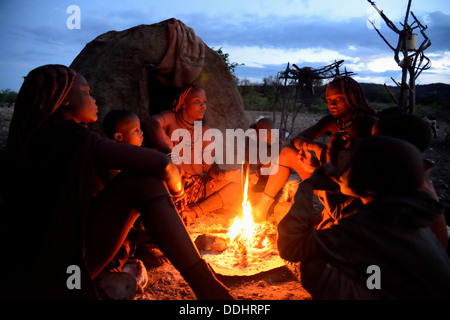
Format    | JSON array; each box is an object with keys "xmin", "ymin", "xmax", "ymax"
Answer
[
  {"xmin": 172, "ymin": 84, "xmax": 200, "ymax": 113},
  {"xmin": 327, "ymin": 76, "xmax": 376, "ymax": 115},
  {"xmin": 7, "ymin": 64, "xmax": 77, "ymax": 152}
]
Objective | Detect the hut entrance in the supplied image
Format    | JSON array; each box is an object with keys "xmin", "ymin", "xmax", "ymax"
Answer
[{"xmin": 147, "ymin": 70, "xmax": 180, "ymax": 116}]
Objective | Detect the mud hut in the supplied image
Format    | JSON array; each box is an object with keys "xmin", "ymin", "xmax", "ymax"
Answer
[{"xmin": 70, "ymin": 18, "xmax": 248, "ymax": 134}]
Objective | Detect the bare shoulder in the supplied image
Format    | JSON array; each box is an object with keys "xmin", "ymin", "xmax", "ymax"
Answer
[
  {"xmin": 159, "ymin": 110, "xmax": 176, "ymax": 119},
  {"xmin": 147, "ymin": 110, "xmax": 176, "ymax": 127}
]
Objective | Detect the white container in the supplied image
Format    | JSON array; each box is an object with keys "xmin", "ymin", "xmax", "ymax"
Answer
[{"xmin": 406, "ymin": 33, "xmax": 418, "ymax": 51}]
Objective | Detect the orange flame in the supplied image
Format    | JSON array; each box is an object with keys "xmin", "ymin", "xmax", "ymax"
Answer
[{"xmin": 227, "ymin": 166, "xmax": 256, "ymax": 245}]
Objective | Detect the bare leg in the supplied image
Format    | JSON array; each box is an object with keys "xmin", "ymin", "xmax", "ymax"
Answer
[
  {"xmin": 85, "ymin": 173, "xmax": 146, "ymax": 277},
  {"xmin": 85, "ymin": 173, "xmax": 232, "ymax": 299},
  {"xmin": 264, "ymin": 163, "xmax": 291, "ymax": 198},
  {"xmin": 264, "ymin": 146, "xmax": 315, "ymax": 197},
  {"xmin": 213, "ymin": 181, "xmax": 242, "ymax": 209},
  {"xmin": 252, "ymin": 146, "xmax": 318, "ymax": 221},
  {"xmin": 188, "ymin": 180, "xmax": 242, "ymax": 217}
]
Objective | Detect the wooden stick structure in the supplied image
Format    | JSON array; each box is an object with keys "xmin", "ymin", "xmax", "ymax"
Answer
[
  {"xmin": 271, "ymin": 60, "xmax": 354, "ymax": 140},
  {"xmin": 368, "ymin": 0, "xmax": 432, "ymax": 114}
]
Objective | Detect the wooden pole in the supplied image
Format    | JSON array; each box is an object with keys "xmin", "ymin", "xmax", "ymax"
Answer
[{"xmin": 368, "ymin": 0, "xmax": 431, "ymax": 114}]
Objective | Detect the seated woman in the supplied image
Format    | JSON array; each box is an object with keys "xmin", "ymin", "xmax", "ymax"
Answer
[
  {"xmin": 0, "ymin": 65, "xmax": 232, "ymax": 300},
  {"xmin": 142, "ymin": 85, "xmax": 243, "ymax": 225},
  {"xmin": 277, "ymin": 136, "xmax": 450, "ymax": 299},
  {"xmin": 253, "ymin": 76, "xmax": 378, "ymax": 221}
]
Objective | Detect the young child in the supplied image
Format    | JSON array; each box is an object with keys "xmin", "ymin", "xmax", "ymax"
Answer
[
  {"xmin": 102, "ymin": 109, "xmax": 168, "ymax": 274},
  {"xmin": 253, "ymin": 76, "xmax": 378, "ymax": 221},
  {"xmin": 0, "ymin": 65, "xmax": 232, "ymax": 300},
  {"xmin": 277, "ymin": 136, "xmax": 450, "ymax": 299},
  {"xmin": 247, "ymin": 117, "xmax": 281, "ymax": 193},
  {"xmin": 103, "ymin": 109, "xmax": 144, "ymax": 147}
]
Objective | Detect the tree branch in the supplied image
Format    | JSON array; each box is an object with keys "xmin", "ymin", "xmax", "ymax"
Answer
[
  {"xmin": 391, "ymin": 77, "xmax": 401, "ymax": 87},
  {"xmin": 368, "ymin": 0, "xmax": 401, "ymax": 33},
  {"xmin": 384, "ymin": 83, "xmax": 399, "ymax": 106},
  {"xmin": 367, "ymin": 19, "xmax": 396, "ymax": 51}
]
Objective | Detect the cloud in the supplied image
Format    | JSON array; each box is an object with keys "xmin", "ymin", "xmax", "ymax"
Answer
[
  {"xmin": 194, "ymin": 13, "xmax": 380, "ymax": 51},
  {"xmin": 225, "ymin": 45, "xmax": 356, "ymax": 68},
  {"xmin": 190, "ymin": 9, "xmax": 450, "ymax": 58},
  {"xmin": 351, "ymin": 56, "xmax": 400, "ymax": 73},
  {"xmin": 423, "ymin": 11, "xmax": 450, "ymax": 51}
]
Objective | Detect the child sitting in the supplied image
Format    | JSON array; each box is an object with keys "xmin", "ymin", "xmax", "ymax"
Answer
[{"xmin": 102, "ymin": 110, "xmax": 168, "ymax": 271}]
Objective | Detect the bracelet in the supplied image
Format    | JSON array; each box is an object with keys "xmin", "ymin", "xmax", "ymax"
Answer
[
  {"xmin": 171, "ymin": 188, "xmax": 185, "ymax": 201},
  {"xmin": 167, "ymin": 151, "xmax": 180, "ymax": 163}
]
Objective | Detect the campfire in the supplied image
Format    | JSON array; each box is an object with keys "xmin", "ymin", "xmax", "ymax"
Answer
[{"xmin": 192, "ymin": 166, "xmax": 285, "ymax": 276}]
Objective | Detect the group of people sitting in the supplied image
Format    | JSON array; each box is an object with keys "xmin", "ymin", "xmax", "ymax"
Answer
[{"xmin": 0, "ymin": 64, "xmax": 449, "ymax": 300}]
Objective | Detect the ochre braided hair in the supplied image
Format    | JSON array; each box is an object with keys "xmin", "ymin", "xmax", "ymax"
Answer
[
  {"xmin": 327, "ymin": 76, "xmax": 376, "ymax": 115},
  {"xmin": 7, "ymin": 64, "xmax": 77, "ymax": 152},
  {"xmin": 172, "ymin": 84, "xmax": 199, "ymax": 113}
]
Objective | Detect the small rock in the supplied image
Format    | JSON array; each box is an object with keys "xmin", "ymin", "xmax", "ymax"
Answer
[
  {"xmin": 194, "ymin": 233, "xmax": 230, "ymax": 252},
  {"xmin": 283, "ymin": 292, "xmax": 295, "ymax": 300},
  {"xmin": 95, "ymin": 271, "xmax": 137, "ymax": 300},
  {"xmin": 257, "ymin": 280, "xmax": 267, "ymax": 287},
  {"xmin": 122, "ymin": 259, "xmax": 148, "ymax": 289}
]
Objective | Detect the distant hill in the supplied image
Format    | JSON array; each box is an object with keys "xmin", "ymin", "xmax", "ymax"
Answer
[
  {"xmin": 238, "ymin": 82, "xmax": 450, "ymax": 120},
  {"xmin": 415, "ymin": 83, "xmax": 450, "ymax": 106},
  {"xmin": 359, "ymin": 82, "xmax": 450, "ymax": 107}
]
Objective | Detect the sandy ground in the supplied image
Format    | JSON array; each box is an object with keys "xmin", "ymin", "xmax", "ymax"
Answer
[{"xmin": 137, "ymin": 211, "xmax": 312, "ymax": 301}]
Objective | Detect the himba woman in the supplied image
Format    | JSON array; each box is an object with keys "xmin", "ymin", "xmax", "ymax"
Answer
[
  {"xmin": 0, "ymin": 65, "xmax": 232, "ymax": 300},
  {"xmin": 253, "ymin": 76, "xmax": 378, "ymax": 222},
  {"xmin": 142, "ymin": 85, "xmax": 243, "ymax": 226}
]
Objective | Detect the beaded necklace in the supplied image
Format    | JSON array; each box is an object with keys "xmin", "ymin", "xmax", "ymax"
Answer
[
  {"xmin": 336, "ymin": 113, "xmax": 358, "ymax": 133},
  {"xmin": 175, "ymin": 112, "xmax": 202, "ymax": 147}
]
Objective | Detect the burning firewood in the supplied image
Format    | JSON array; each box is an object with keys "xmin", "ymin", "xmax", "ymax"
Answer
[{"xmin": 190, "ymin": 164, "xmax": 286, "ymax": 276}]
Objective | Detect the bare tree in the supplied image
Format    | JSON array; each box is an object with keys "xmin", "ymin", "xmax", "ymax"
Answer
[{"xmin": 368, "ymin": 0, "xmax": 431, "ymax": 114}]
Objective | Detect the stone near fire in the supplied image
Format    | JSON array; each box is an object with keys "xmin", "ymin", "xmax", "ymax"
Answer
[
  {"xmin": 95, "ymin": 271, "xmax": 137, "ymax": 300},
  {"xmin": 70, "ymin": 18, "xmax": 248, "ymax": 134},
  {"xmin": 194, "ymin": 233, "xmax": 230, "ymax": 252},
  {"xmin": 122, "ymin": 259, "xmax": 148, "ymax": 294}
]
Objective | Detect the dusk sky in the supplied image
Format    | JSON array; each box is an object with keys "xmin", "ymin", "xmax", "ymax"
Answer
[{"xmin": 0, "ymin": 0, "xmax": 449, "ymax": 91}]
